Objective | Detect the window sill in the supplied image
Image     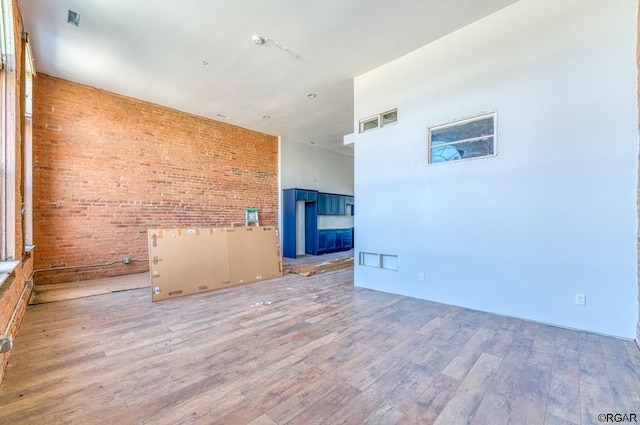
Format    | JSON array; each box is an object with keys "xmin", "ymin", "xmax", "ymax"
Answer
[{"xmin": 0, "ymin": 260, "xmax": 20, "ymax": 287}]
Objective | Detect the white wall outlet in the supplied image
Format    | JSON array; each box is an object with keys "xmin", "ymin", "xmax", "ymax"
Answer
[
  {"xmin": 575, "ymin": 293, "xmax": 586, "ymax": 306},
  {"xmin": 418, "ymin": 272, "xmax": 425, "ymax": 282}
]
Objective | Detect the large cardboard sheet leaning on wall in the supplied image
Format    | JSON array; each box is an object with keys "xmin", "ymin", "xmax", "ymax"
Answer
[{"xmin": 148, "ymin": 226, "xmax": 282, "ymax": 302}]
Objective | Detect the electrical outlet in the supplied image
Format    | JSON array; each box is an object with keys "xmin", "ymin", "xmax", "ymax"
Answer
[
  {"xmin": 575, "ymin": 293, "xmax": 586, "ymax": 306},
  {"xmin": 418, "ymin": 272, "xmax": 425, "ymax": 282}
]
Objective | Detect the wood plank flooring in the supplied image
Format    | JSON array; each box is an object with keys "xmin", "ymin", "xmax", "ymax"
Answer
[
  {"xmin": 1, "ymin": 268, "xmax": 639, "ymax": 424},
  {"xmin": 29, "ymin": 272, "xmax": 150, "ymax": 305}
]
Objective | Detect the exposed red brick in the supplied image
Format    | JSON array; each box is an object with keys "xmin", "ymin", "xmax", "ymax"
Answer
[
  {"xmin": 33, "ymin": 75, "xmax": 278, "ymax": 284},
  {"xmin": 0, "ymin": 259, "xmax": 33, "ymax": 384}
]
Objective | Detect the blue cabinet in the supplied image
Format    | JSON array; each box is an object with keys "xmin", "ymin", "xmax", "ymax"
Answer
[
  {"xmin": 316, "ymin": 228, "xmax": 353, "ymax": 255},
  {"xmin": 296, "ymin": 189, "xmax": 317, "ymax": 202},
  {"xmin": 318, "ymin": 193, "xmax": 327, "ymax": 215},
  {"xmin": 318, "ymin": 194, "xmax": 351, "ymax": 215},
  {"xmin": 283, "ymin": 188, "xmax": 354, "ymax": 258},
  {"xmin": 282, "ymin": 189, "xmax": 297, "ymax": 258},
  {"xmin": 337, "ymin": 196, "xmax": 346, "ymax": 215},
  {"xmin": 283, "ymin": 188, "xmax": 318, "ymax": 258}
]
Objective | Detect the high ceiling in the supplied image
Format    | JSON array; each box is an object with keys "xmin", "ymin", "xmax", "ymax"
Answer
[{"xmin": 18, "ymin": 0, "xmax": 518, "ymax": 157}]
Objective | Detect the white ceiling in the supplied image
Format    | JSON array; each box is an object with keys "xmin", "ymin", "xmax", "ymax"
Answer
[{"xmin": 18, "ymin": 0, "xmax": 518, "ymax": 157}]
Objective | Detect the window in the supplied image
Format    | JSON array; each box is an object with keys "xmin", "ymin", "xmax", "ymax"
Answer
[
  {"xmin": 359, "ymin": 116, "xmax": 379, "ymax": 133},
  {"xmin": 359, "ymin": 108, "xmax": 397, "ymax": 133},
  {"xmin": 428, "ymin": 112, "xmax": 496, "ymax": 164},
  {"xmin": 0, "ymin": 0, "xmax": 17, "ymax": 261},
  {"xmin": 381, "ymin": 109, "xmax": 397, "ymax": 126},
  {"xmin": 23, "ymin": 36, "xmax": 34, "ymax": 252}
]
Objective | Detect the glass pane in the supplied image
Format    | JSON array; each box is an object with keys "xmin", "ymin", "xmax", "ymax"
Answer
[
  {"xmin": 431, "ymin": 138, "xmax": 494, "ymax": 163},
  {"xmin": 455, "ymin": 137, "xmax": 494, "ymax": 160},
  {"xmin": 431, "ymin": 142, "xmax": 463, "ymax": 163},
  {"xmin": 431, "ymin": 116, "xmax": 494, "ymax": 144},
  {"xmin": 381, "ymin": 110, "xmax": 397, "ymax": 126},
  {"xmin": 361, "ymin": 118, "xmax": 379, "ymax": 132}
]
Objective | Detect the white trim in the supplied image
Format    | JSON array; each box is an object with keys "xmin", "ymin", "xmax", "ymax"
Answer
[
  {"xmin": 25, "ymin": 37, "xmax": 35, "ymax": 76},
  {"xmin": 358, "ymin": 115, "xmax": 379, "ymax": 133},
  {"xmin": 358, "ymin": 108, "xmax": 398, "ymax": 133},
  {"xmin": 0, "ymin": 0, "xmax": 16, "ymax": 260}
]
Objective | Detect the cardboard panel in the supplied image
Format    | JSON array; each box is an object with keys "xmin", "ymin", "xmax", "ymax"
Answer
[
  {"xmin": 148, "ymin": 226, "xmax": 282, "ymax": 302},
  {"xmin": 148, "ymin": 228, "xmax": 229, "ymax": 301},
  {"xmin": 227, "ymin": 227, "xmax": 283, "ymax": 285}
]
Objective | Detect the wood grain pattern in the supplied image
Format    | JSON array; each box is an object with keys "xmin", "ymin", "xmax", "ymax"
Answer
[
  {"xmin": 29, "ymin": 272, "xmax": 150, "ymax": 304},
  {"xmin": 1, "ymin": 268, "xmax": 639, "ymax": 424}
]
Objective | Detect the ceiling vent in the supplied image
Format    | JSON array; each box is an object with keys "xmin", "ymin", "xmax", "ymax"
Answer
[{"xmin": 67, "ymin": 10, "xmax": 80, "ymax": 26}]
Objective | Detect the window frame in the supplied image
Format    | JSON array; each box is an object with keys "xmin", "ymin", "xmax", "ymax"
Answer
[
  {"xmin": 0, "ymin": 0, "xmax": 17, "ymax": 261},
  {"xmin": 359, "ymin": 108, "xmax": 398, "ymax": 133},
  {"xmin": 22, "ymin": 36, "xmax": 33, "ymax": 252},
  {"xmin": 427, "ymin": 111, "xmax": 497, "ymax": 165},
  {"xmin": 359, "ymin": 115, "xmax": 379, "ymax": 133}
]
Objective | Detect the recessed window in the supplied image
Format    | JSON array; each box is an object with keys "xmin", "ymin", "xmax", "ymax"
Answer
[
  {"xmin": 359, "ymin": 108, "xmax": 398, "ymax": 133},
  {"xmin": 428, "ymin": 112, "xmax": 496, "ymax": 164},
  {"xmin": 381, "ymin": 109, "xmax": 397, "ymax": 126},
  {"xmin": 23, "ymin": 37, "xmax": 35, "ymax": 251},
  {"xmin": 359, "ymin": 116, "xmax": 379, "ymax": 133}
]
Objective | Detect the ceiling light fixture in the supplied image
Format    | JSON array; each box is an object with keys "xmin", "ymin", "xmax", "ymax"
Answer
[
  {"xmin": 262, "ymin": 115, "xmax": 270, "ymax": 119},
  {"xmin": 306, "ymin": 93, "xmax": 317, "ymax": 99},
  {"xmin": 216, "ymin": 114, "xmax": 229, "ymax": 120},
  {"xmin": 252, "ymin": 35, "xmax": 265, "ymax": 45},
  {"xmin": 309, "ymin": 141, "xmax": 317, "ymax": 145},
  {"xmin": 202, "ymin": 61, "xmax": 208, "ymax": 66},
  {"xmin": 67, "ymin": 10, "xmax": 80, "ymax": 26}
]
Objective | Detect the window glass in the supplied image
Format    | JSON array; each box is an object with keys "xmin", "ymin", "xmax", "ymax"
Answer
[
  {"xmin": 381, "ymin": 110, "xmax": 397, "ymax": 126},
  {"xmin": 360, "ymin": 117, "xmax": 379, "ymax": 133},
  {"xmin": 428, "ymin": 113, "xmax": 496, "ymax": 164}
]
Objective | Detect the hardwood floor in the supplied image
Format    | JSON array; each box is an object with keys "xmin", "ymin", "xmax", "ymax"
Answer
[
  {"xmin": 29, "ymin": 272, "xmax": 150, "ymax": 305},
  {"xmin": 1, "ymin": 268, "xmax": 639, "ymax": 424}
]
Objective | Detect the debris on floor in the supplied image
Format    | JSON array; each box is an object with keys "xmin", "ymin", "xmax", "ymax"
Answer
[{"xmin": 284, "ymin": 257, "xmax": 354, "ymax": 277}]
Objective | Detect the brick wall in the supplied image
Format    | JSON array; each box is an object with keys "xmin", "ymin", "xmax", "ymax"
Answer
[
  {"xmin": 0, "ymin": 260, "xmax": 33, "ymax": 384},
  {"xmin": 33, "ymin": 75, "xmax": 279, "ymax": 284}
]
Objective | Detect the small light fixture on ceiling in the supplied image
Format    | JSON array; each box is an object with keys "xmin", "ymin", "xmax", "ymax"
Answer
[
  {"xmin": 252, "ymin": 35, "xmax": 265, "ymax": 45},
  {"xmin": 216, "ymin": 113, "xmax": 229, "ymax": 120},
  {"xmin": 202, "ymin": 61, "xmax": 209, "ymax": 66},
  {"xmin": 262, "ymin": 115, "xmax": 270, "ymax": 119},
  {"xmin": 306, "ymin": 93, "xmax": 317, "ymax": 99},
  {"xmin": 309, "ymin": 141, "xmax": 317, "ymax": 145},
  {"xmin": 67, "ymin": 10, "xmax": 80, "ymax": 26}
]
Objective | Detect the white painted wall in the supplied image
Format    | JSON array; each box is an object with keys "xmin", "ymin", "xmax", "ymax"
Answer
[
  {"xmin": 353, "ymin": 0, "xmax": 638, "ymax": 338},
  {"xmin": 280, "ymin": 137, "xmax": 354, "ymax": 195},
  {"xmin": 318, "ymin": 215, "xmax": 354, "ymax": 230},
  {"xmin": 296, "ymin": 201, "xmax": 306, "ymax": 256}
]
